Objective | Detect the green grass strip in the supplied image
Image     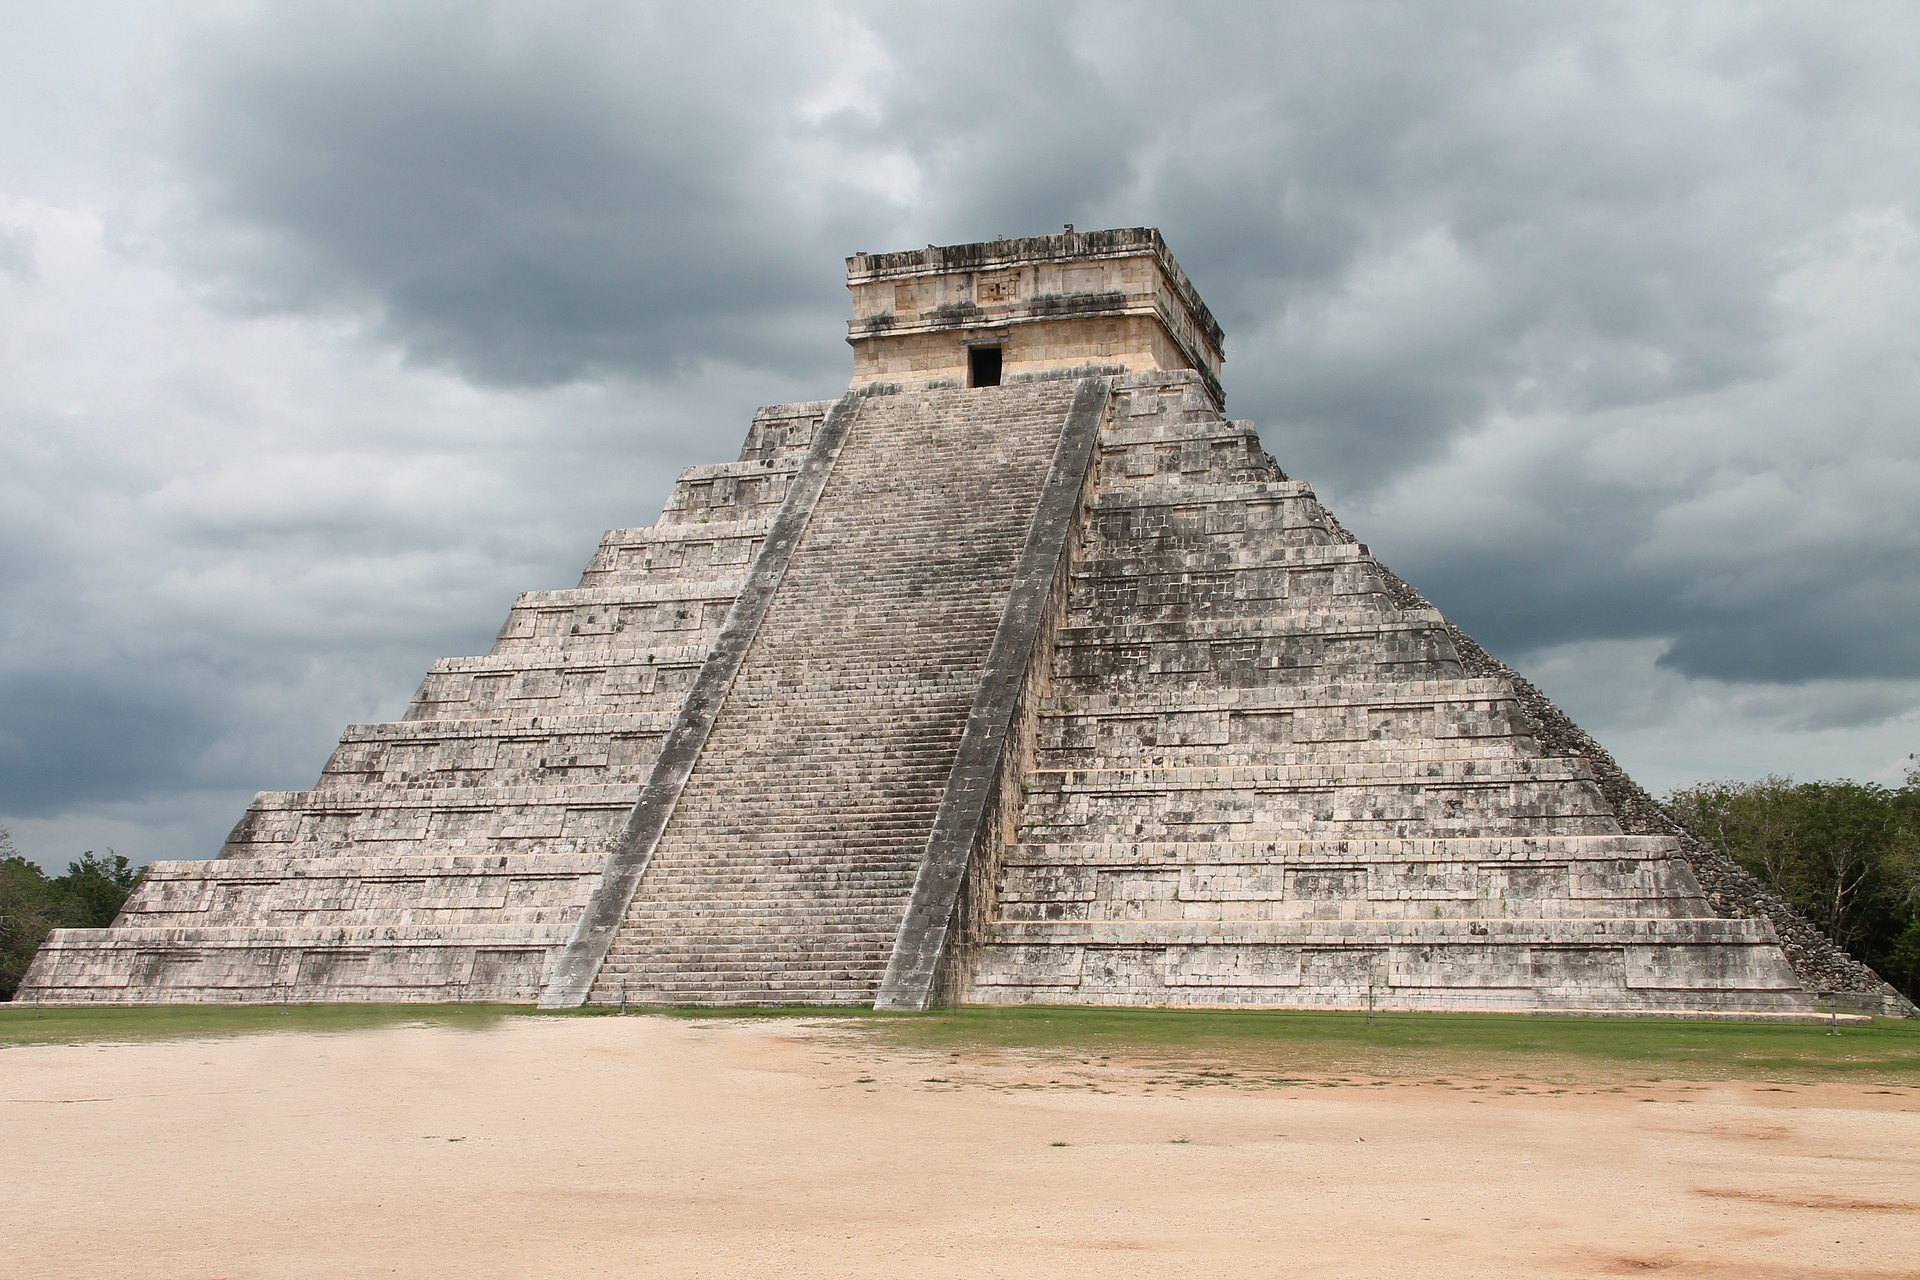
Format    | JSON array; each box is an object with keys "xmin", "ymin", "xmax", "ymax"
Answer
[
  {"xmin": 860, "ymin": 1005, "xmax": 1920, "ymax": 1083},
  {"xmin": 6, "ymin": 1002, "xmax": 1917, "ymax": 1084},
  {"xmin": 0, "ymin": 1002, "xmax": 531, "ymax": 1048}
]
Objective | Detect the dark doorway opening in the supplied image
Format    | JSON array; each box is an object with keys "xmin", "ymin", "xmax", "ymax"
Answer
[{"xmin": 968, "ymin": 345, "xmax": 1003, "ymax": 388}]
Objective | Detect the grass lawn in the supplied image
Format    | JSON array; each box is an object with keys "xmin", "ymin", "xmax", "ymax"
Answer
[
  {"xmin": 0, "ymin": 1002, "xmax": 526, "ymax": 1048},
  {"xmin": 873, "ymin": 1004, "xmax": 1920, "ymax": 1084},
  {"xmin": 5, "ymin": 1001, "xmax": 1918, "ymax": 1085}
]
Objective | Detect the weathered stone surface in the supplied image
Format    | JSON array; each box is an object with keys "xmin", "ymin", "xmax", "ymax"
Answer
[
  {"xmin": 938, "ymin": 369, "xmax": 1845, "ymax": 1015},
  {"xmin": 583, "ymin": 378, "xmax": 1091, "ymax": 1006},
  {"xmin": 848, "ymin": 227, "xmax": 1224, "ymax": 401},
  {"xmin": 18, "ymin": 402, "xmax": 831, "ymax": 1002},
  {"xmin": 22, "ymin": 229, "xmax": 1905, "ymax": 1017}
]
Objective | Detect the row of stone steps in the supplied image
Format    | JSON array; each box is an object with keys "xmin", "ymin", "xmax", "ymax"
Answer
[
  {"xmin": 1072, "ymin": 541, "xmax": 1374, "ymax": 575},
  {"xmin": 16, "ymin": 401, "xmax": 838, "ymax": 999},
  {"xmin": 588, "ymin": 379, "xmax": 1091, "ymax": 1004},
  {"xmin": 1038, "ymin": 744, "xmax": 1541, "ymax": 770},
  {"xmin": 316, "ymin": 712, "xmax": 675, "ymax": 790},
  {"xmin": 1025, "ymin": 756, "xmax": 1600, "ymax": 788},
  {"xmin": 955, "ymin": 373, "xmax": 1777, "ymax": 1011},
  {"xmin": 407, "ymin": 658, "xmax": 701, "ymax": 720},
  {"xmin": 575, "ymin": 516, "xmax": 774, "ymax": 586},
  {"xmin": 205, "ymin": 422, "xmax": 827, "ymax": 872}
]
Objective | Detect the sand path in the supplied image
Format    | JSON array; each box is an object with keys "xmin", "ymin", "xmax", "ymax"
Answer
[{"xmin": 3, "ymin": 1015, "xmax": 1917, "ymax": 1278}]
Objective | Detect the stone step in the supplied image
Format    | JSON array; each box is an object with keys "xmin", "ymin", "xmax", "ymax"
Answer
[
  {"xmin": 12, "ymin": 396, "xmax": 839, "ymax": 1007},
  {"xmin": 588, "ymin": 379, "xmax": 1089, "ymax": 1005},
  {"xmin": 1073, "ymin": 541, "xmax": 1371, "ymax": 575},
  {"xmin": 981, "ymin": 915, "xmax": 1779, "ymax": 947},
  {"xmin": 1038, "ymin": 742, "xmax": 1537, "ymax": 770},
  {"xmin": 658, "ymin": 459, "xmax": 804, "ymax": 527},
  {"xmin": 577, "ymin": 518, "xmax": 773, "ymax": 585},
  {"xmin": 1024, "ymin": 756, "xmax": 1600, "ymax": 790},
  {"xmin": 1092, "ymin": 480, "xmax": 1314, "ymax": 508},
  {"xmin": 1000, "ymin": 833, "xmax": 1680, "ymax": 865},
  {"xmin": 406, "ymin": 654, "xmax": 704, "ymax": 721},
  {"xmin": 220, "ymin": 783, "xmax": 639, "ymax": 859},
  {"xmin": 315, "ymin": 713, "xmax": 675, "ymax": 789},
  {"xmin": 1040, "ymin": 677, "xmax": 1516, "ymax": 716}
]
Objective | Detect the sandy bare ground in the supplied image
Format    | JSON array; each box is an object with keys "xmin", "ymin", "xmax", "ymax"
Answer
[{"xmin": 4, "ymin": 1015, "xmax": 1918, "ymax": 1279}]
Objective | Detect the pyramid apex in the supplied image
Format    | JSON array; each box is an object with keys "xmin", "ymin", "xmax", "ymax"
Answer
[{"xmin": 846, "ymin": 227, "xmax": 1223, "ymax": 400}]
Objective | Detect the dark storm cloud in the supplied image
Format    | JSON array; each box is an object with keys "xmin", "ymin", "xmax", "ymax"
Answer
[
  {"xmin": 1396, "ymin": 519, "xmax": 1920, "ymax": 686},
  {"xmin": 165, "ymin": 2, "xmax": 1920, "ymax": 690},
  {"xmin": 165, "ymin": 2, "xmax": 886, "ymax": 385},
  {"xmin": 151, "ymin": 1, "xmax": 1920, "ymax": 690},
  {"xmin": 0, "ymin": 669, "xmax": 228, "ymax": 814},
  {"xmin": 4, "ymin": 0, "xmax": 1917, "ymax": 870}
]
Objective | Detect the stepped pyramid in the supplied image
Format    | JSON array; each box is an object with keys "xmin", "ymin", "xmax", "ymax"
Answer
[{"xmin": 24, "ymin": 228, "xmax": 1903, "ymax": 1016}]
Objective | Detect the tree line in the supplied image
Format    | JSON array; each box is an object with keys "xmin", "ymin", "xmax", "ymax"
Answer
[
  {"xmin": 1, "ymin": 827, "xmax": 145, "ymax": 1001},
  {"xmin": 1668, "ymin": 759, "xmax": 1920, "ymax": 1000}
]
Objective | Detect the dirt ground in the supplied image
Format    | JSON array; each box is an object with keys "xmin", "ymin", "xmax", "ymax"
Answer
[{"xmin": 4, "ymin": 1014, "xmax": 1918, "ymax": 1279}]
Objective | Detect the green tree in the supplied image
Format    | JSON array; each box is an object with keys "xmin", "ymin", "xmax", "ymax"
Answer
[
  {"xmin": 0, "ymin": 828, "xmax": 146, "ymax": 1001},
  {"xmin": 54, "ymin": 850, "xmax": 144, "ymax": 928},
  {"xmin": 1669, "ymin": 762, "xmax": 1920, "ymax": 999}
]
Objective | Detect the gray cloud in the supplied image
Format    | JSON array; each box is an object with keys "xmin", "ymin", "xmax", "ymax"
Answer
[
  {"xmin": 0, "ymin": 224, "xmax": 33, "ymax": 281},
  {"xmin": 164, "ymin": 2, "xmax": 885, "ymax": 384},
  {"xmin": 3, "ymin": 0, "xmax": 1919, "ymax": 864}
]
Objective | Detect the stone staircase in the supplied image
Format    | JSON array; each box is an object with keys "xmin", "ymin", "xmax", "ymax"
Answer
[
  {"xmin": 955, "ymin": 372, "xmax": 1812, "ymax": 1013},
  {"xmin": 22, "ymin": 222, "xmax": 1857, "ymax": 1016},
  {"xmin": 588, "ymin": 380, "xmax": 1087, "ymax": 1005},
  {"xmin": 19, "ymin": 402, "xmax": 834, "ymax": 1002}
]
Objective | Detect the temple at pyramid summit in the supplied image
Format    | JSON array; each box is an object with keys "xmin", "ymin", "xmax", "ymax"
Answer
[{"xmin": 22, "ymin": 227, "xmax": 1913, "ymax": 1016}]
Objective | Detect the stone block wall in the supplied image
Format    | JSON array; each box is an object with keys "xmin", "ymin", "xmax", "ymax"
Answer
[
  {"xmin": 953, "ymin": 371, "xmax": 1816, "ymax": 1014},
  {"xmin": 585, "ymin": 380, "xmax": 1091, "ymax": 1006},
  {"xmin": 18, "ymin": 401, "xmax": 833, "ymax": 1003}
]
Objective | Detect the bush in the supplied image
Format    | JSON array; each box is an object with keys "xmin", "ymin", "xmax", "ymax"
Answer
[
  {"xmin": 1668, "ymin": 758, "xmax": 1920, "ymax": 999},
  {"xmin": 0, "ymin": 829, "xmax": 145, "ymax": 1001}
]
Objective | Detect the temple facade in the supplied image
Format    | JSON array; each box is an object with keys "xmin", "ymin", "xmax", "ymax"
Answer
[{"xmin": 24, "ymin": 228, "xmax": 1905, "ymax": 1016}]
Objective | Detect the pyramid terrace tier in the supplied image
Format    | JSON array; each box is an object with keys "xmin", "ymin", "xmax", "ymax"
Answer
[
  {"xmin": 1035, "ymin": 676, "xmax": 1541, "ymax": 765},
  {"xmin": 23, "ymin": 924, "xmax": 580, "ymax": 1004},
  {"xmin": 112, "ymin": 852, "xmax": 603, "ymax": 928},
  {"xmin": 1075, "ymin": 539, "xmax": 1391, "ymax": 578},
  {"xmin": 1067, "ymin": 545, "xmax": 1398, "ymax": 623},
  {"xmin": 1053, "ymin": 613, "xmax": 1468, "ymax": 685},
  {"xmin": 1014, "ymin": 756, "xmax": 1619, "ymax": 841},
  {"xmin": 406, "ymin": 645, "xmax": 709, "ymax": 720},
  {"xmin": 1091, "ymin": 478, "xmax": 1322, "ymax": 510},
  {"xmin": 734, "ymin": 398, "xmax": 834, "ymax": 465},
  {"xmin": 488, "ymin": 578, "xmax": 751, "ymax": 653},
  {"xmin": 996, "ymin": 835, "xmax": 1710, "ymax": 922},
  {"xmin": 1084, "ymin": 488, "xmax": 1355, "ymax": 553},
  {"xmin": 20, "ymin": 851, "xmax": 605, "ymax": 1003},
  {"xmin": 220, "ymin": 783, "xmax": 640, "ymax": 858},
  {"xmin": 314, "ymin": 712, "xmax": 678, "ymax": 791},
  {"xmin": 574, "ymin": 515, "xmax": 774, "ymax": 588},
  {"xmin": 1095, "ymin": 418, "xmax": 1280, "ymax": 486},
  {"xmin": 962, "ymin": 915, "xmax": 1812, "ymax": 1014},
  {"xmin": 657, "ymin": 459, "xmax": 807, "ymax": 526}
]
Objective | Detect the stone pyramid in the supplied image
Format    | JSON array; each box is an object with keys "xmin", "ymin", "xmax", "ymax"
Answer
[{"xmin": 23, "ymin": 228, "xmax": 1899, "ymax": 1016}]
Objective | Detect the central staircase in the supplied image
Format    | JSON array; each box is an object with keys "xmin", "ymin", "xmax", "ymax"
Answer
[{"xmin": 587, "ymin": 380, "xmax": 1087, "ymax": 1004}]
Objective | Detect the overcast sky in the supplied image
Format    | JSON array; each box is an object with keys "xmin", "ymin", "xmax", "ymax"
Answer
[{"xmin": 2, "ymin": 1, "xmax": 1917, "ymax": 870}]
